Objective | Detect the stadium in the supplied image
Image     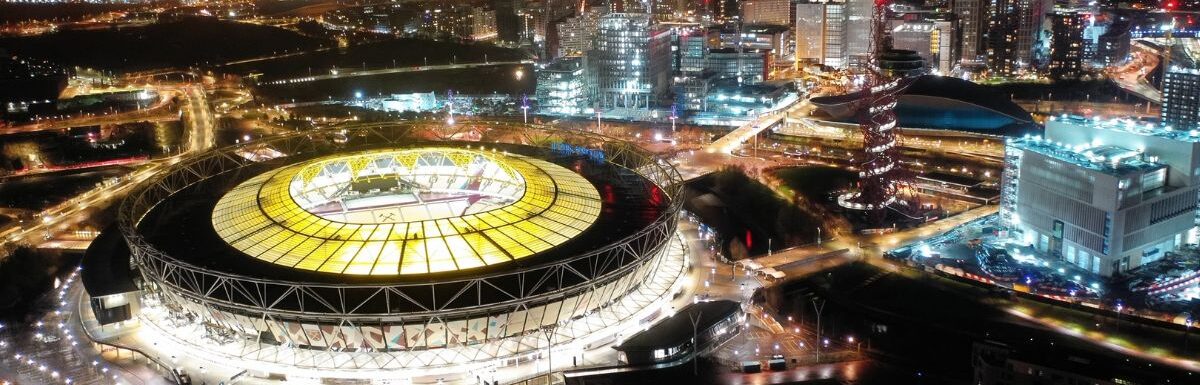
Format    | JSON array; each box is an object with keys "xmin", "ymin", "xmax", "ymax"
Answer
[{"xmin": 103, "ymin": 122, "xmax": 687, "ymax": 379}]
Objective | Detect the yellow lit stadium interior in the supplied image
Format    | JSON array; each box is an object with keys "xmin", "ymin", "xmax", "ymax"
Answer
[{"xmin": 212, "ymin": 148, "xmax": 603, "ymax": 275}]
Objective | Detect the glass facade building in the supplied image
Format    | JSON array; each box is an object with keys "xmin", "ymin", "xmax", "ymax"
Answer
[
  {"xmin": 537, "ymin": 56, "xmax": 589, "ymax": 115},
  {"xmin": 588, "ymin": 13, "xmax": 673, "ymax": 109}
]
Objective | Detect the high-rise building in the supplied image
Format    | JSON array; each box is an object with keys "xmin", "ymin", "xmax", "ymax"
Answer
[
  {"xmin": 674, "ymin": 72, "xmax": 715, "ymax": 112},
  {"xmin": 795, "ymin": 1, "xmax": 847, "ymax": 68},
  {"xmin": 890, "ymin": 20, "xmax": 957, "ymax": 75},
  {"xmin": 536, "ymin": 57, "xmax": 589, "ymax": 115},
  {"xmin": 677, "ymin": 30, "xmax": 708, "ymax": 75},
  {"xmin": 1047, "ymin": 11, "xmax": 1083, "ymax": 79},
  {"xmin": 845, "ymin": 0, "xmax": 874, "ymax": 62},
  {"xmin": 985, "ymin": 0, "xmax": 1022, "ymax": 76},
  {"xmin": 1095, "ymin": 19, "xmax": 1131, "ymax": 67},
  {"xmin": 493, "ymin": 0, "xmax": 522, "ymax": 42},
  {"xmin": 471, "ymin": 7, "xmax": 498, "ymax": 41},
  {"xmin": 954, "ymin": 0, "xmax": 986, "ymax": 62},
  {"xmin": 539, "ymin": 0, "xmax": 578, "ymax": 46},
  {"xmin": 706, "ymin": 48, "xmax": 769, "ymax": 84},
  {"xmin": 1024, "ymin": 0, "xmax": 1054, "ymax": 68},
  {"xmin": 717, "ymin": 0, "xmax": 740, "ymax": 21},
  {"xmin": 795, "ymin": 3, "xmax": 826, "ymax": 64},
  {"xmin": 716, "ymin": 24, "xmax": 790, "ymax": 60},
  {"xmin": 418, "ymin": 5, "xmax": 474, "ymax": 39},
  {"xmin": 1081, "ymin": 15, "xmax": 1105, "ymax": 66},
  {"xmin": 588, "ymin": 13, "xmax": 673, "ymax": 109},
  {"xmin": 985, "ymin": 0, "xmax": 1049, "ymax": 75},
  {"xmin": 556, "ymin": 7, "xmax": 604, "ymax": 57},
  {"xmin": 1162, "ymin": 69, "xmax": 1200, "ymax": 131},
  {"xmin": 741, "ymin": 0, "xmax": 792, "ymax": 26},
  {"xmin": 1001, "ymin": 115, "xmax": 1200, "ymax": 276}
]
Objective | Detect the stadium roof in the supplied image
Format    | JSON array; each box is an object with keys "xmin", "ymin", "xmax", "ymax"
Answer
[
  {"xmin": 81, "ymin": 225, "xmax": 138, "ymax": 297},
  {"xmin": 615, "ymin": 300, "xmax": 741, "ymax": 351},
  {"xmin": 211, "ymin": 148, "xmax": 602, "ymax": 276}
]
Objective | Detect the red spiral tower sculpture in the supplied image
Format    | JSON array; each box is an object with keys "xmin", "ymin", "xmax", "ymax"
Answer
[{"xmin": 837, "ymin": 0, "xmax": 914, "ymax": 214}]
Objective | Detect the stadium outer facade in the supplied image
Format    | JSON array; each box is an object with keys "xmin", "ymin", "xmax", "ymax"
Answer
[{"xmin": 116, "ymin": 121, "xmax": 687, "ymax": 378}]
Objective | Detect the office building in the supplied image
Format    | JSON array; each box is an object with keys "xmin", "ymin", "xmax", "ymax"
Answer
[
  {"xmin": 1001, "ymin": 115, "xmax": 1200, "ymax": 276},
  {"xmin": 741, "ymin": 0, "xmax": 792, "ymax": 26},
  {"xmin": 716, "ymin": 0, "xmax": 740, "ymax": 21},
  {"xmin": 706, "ymin": 48, "xmax": 769, "ymax": 85},
  {"xmin": 556, "ymin": 7, "xmax": 604, "ymax": 57},
  {"xmin": 1048, "ymin": 11, "xmax": 1084, "ymax": 79},
  {"xmin": 1081, "ymin": 16, "xmax": 1105, "ymax": 66},
  {"xmin": 536, "ymin": 57, "xmax": 589, "ymax": 115},
  {"xmin": 716, "ymin": 24, "xmax": 791, "ymax": 60},
  {"xmin": 1095, "ymin": 19, "xmax": 1131, "ymax": 67},
  {"xmin": 677, "ymin": 30, "xmax": 708, "ymax": 76},
  {"xmin": 955, "ymin": 0, "xmax": 986, "ymax": 62},
  {"xmin": 674, "ymin": 72, "xmax": 715, "ymax": 112},
  {"xmin": 493, "ymin": 0, "xmax": 522, "ymax": 42},
  {"xmin": 845, "ymin": 0, "xmax": 874, "ymax": 60},
  {"xmin": 985, "ymin": 0, "xmax": 1022, "ymax": 76},
  {"xmin": 795, "ymin": 1, "xmax": 847, "ymax": 68},
  {"xmin": 985, "ymin": 0, "xmax": 1049, "ymax": 75},
  {"xmin": 1163, "ymin": 69, "xmax": 1200, "ymax": 131},
  {"xmin": 890, "ymin": 20, "xmax": 957, "ymax": 75},
  {"xmin": 471, "ymin": 6, "xmax": 498, "ymax": 41},
  {"xmin": 588, "ymin": 13, "xmax": 673, "ymax": 109}
]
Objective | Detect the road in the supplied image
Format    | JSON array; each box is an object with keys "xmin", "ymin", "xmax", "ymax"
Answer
[
  {"xmin": 706, "ymin": 97, "xmax": 811, "ymax": 154},
  {"xmin": 1107, "ymin": 42, "xmax": 1163, "ymax": 104},
  {"xmin": 1015, "ymin": 99, "xmax": 1159, "ymax": 118},
  {"xmin": 0, "ymin": 83, "xmax": 216, "ymax": 261},
  {"xmin": 0, "ymin": 92, "xmax": 178, "ymax": 136},
  {"xmin": 259, "ymin": 60, "xmax": 534, "ymax": 86},
  {"xmin": 180, "ymin": 85, "xmax": 214, "ymax": 152}
]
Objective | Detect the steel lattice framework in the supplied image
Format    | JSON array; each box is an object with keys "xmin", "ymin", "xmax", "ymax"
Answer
[{"xmin": 118, "ymin": 121, "xmax": 684, "ymax": 366}]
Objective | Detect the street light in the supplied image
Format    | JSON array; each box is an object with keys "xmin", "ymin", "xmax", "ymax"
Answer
[
  {"xmin": 1185, "ymin": 315, "xmax": 1194, "ymax": 355},
  {"xmin": 670, "ymin": 104, "xmax": 678, "ymax": 133},
  {"xmin": 812, "ymin": 298, "xmax": 825, "ymax": 361},
  {"xmin": 1115, "ymin": 301, "xmax": 1124, "ymax": 332},
  {"xmin": 521, "ymin": 94, "xmax": 529, "ymax": 124}
]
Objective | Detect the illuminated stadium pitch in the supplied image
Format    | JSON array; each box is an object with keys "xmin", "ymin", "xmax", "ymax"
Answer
[{"xmin": 212, "ymin": 147, "xmax": 602, "ymax": 276}]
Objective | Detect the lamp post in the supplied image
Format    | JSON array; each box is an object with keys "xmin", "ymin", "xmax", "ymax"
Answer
[
  {"xmin": 812, "ymin": 298, "xmax": 825, "ymax": 362},
  {"xmin": 689, "ymin": 311, "xmax": 703, "ymax": 376},
  {"xmin": 670, "ymin": 104, "xmax": 678, "ymax": 134},
  {"xmin": 1115, "ymin": 301, "xmax": 1124, "ymax": 333},
  {"xmin": 521, "ymin": 94, "xmax": 529, "ymax": 124},
  {"xmin": 446, "ymin": 90, "xmax": 456, "ymax": 125},
  {"xmin": 541, "ymin": 326, "xmax": 554, "ymax": 380},
  {"xmin": 1185, "ymin": 315, "xmax": 1194, "ymax": 355}
]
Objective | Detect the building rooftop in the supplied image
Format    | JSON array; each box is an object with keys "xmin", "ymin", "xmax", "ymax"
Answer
[
  {"xmin": 742, "ymin": 24, "xmax": 790, "ymax": 34},
  {"xmin": 81, "ymin": 225, "xmax": 139, "ymax": 298},
  {"xmin": 707, "ymin": 47, "xmax": 770, "ymax": 55},
  {"xmin": 1010, "ymin": 136, "xmax": 1164, "ymax": 176},
  {"xmin": 1048, "ymin": 114, "xmax": 1200, "ymax": 143},
  {"xmin": 615, "ymin": 300, "xmax": 741, "ymax": 351},
  {"xmin": 539, "ymin": 56, "xmax": 584, "ymax": 72}
]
